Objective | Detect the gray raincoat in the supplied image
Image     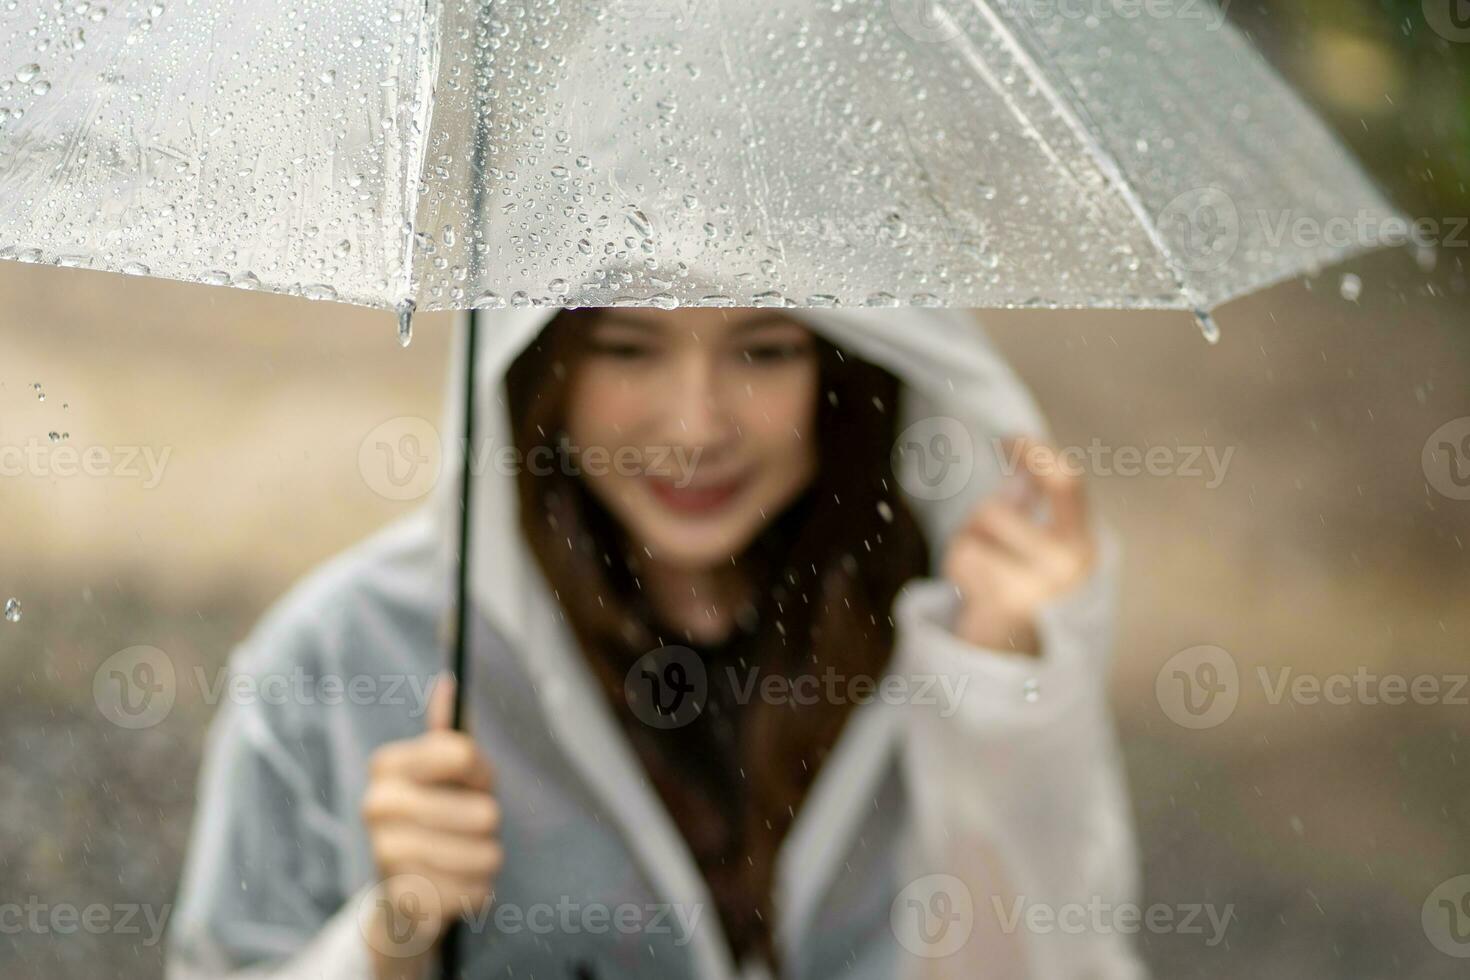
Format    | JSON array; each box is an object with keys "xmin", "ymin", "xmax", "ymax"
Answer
[{"xmin": 168, "ymin": 307, "xmax": 1145, "ymax": 980}]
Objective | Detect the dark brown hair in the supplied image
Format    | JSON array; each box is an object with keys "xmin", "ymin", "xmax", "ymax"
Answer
[{"xmin": 505, "ymin": 308, "xmax": 930, "ymax": 968}]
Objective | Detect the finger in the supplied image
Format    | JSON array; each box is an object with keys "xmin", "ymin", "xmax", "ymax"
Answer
[
  {"xmin": 994, "ymin": 437, "xmax": 1043, "ymax": 511},
  {"xmin": 943, "ymin": 532, "xmax": 1028, "ymax": 592},
  {"xmin": 1014, "ymin": 438, "xmax": 1090, "ymax": 544},
  {"xmin": 969, "ymin": 504, "xmax": 1083, "ymax": 582},
  {"xmin": 374, "ymin": 827, "xmax": 505, "ymax": 878},
  {"xmin": 371, "ymin": 731, "xmax": 494, "ymax": 790},
  {"xmin": 427, "ymin": 672, "xmax": 456, "ymax": 732},
  {"xmin": 963, "ymin": 501, "xmax": 1050, "ymax": 561},
  {"xmin": 363, "ymin": 781, "xmax": 501, "ymax": 837}
]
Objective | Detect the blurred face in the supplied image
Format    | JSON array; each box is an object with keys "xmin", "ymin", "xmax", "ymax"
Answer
[{"xmin": 564, "ymin": 308, "xmax": 820, "ymax": 571}]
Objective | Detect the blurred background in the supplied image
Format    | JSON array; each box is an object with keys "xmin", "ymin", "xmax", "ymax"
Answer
[{"xmin": 2, "ymin": 1, "xmax": 1468, "ymax": 977}]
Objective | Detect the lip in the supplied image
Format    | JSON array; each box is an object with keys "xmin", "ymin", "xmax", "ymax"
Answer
[{"xmin": 644, "ymin": 473, "xmax": 749, "ymax": 516}]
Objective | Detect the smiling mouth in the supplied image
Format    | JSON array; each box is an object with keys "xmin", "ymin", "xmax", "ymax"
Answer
[{"xmin": 644, "ymin": 473, "xmax": 749, "ymax": 516}]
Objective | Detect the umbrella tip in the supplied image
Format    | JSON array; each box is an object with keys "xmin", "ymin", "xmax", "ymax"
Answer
[
  {"xmin": 1192, "ymin": 307, "xmax": 1220, "ymax": 346},
  {"xmin": 396, "ymin": 299, "xmax": 416, "ymax": 348}
]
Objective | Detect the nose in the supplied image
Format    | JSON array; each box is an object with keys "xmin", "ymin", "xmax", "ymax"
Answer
[{"xmin": 663, "ymin": 348, "xmax": 737, "ymax": 453}]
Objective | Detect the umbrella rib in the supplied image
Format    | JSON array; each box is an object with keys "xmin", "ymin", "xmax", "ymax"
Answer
[
  {"xmin": 397, "ymin": 0, "xmax": 446, "ymax": 310},
  {"xmin": 959, "ymin": 0, "xmax": 1207, "ymax": 313}
]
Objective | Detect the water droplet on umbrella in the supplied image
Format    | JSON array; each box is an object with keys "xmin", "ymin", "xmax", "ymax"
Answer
[
  {"xmin": 4, "ymin": 599, "xmax": 20, "ymax": 623},
  {"xmin": 1022, "ymin": 678, "xmax": 1040, "ymax": 703},
  {"xmin": 32, "ymin": 81, "xmax": 51, "ymax": 96},
  {"xmin": 626, "ymin": 208, "xmax": 652, "ymax": 238},
  {"xmin": 301, "ymin": 283, "xmax": 337, "ymax": 301},
  {"xmin": 396, "ymin": 299, "xmax": 415, "ymax": 348},
  {"xmin": 121, "ymin": 261, "xmax": 150, "ymax": 276},
  {"xmin": 32, "ymin": 382, "xmax": 44, "ymax": 402},
  {"xmin": 48, "ymin": 431, "xmax": 68, "ymax": 443},
  {"xmin": 16, "ymin": 64, "xmax": 40, "ymax": 83},
  {"xmin": 1338, "ymin": 273, "xmax": 1362, "ymax": 303},
  {"xmin": 1193, "ymin": 308, "xmax": 1220, "ymax": 345}
]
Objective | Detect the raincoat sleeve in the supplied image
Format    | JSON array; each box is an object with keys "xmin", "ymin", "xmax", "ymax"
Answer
[
  {"xmin": 166, "ymin": 622, "xmax": 376, "ymax": 979},
  {"xmin": 892, "ymin": 524, "xmax": 1147, "ymax": 980}
]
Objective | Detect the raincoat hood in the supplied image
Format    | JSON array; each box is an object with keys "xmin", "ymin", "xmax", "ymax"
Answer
[{"xmin": 432, "ymin": 306, "xmax": 1049, "ymax": 652}]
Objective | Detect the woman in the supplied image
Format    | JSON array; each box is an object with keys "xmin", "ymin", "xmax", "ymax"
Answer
[{"xmin": 168, "ymin": 305, "xmax": 1143, "ymax": 980}]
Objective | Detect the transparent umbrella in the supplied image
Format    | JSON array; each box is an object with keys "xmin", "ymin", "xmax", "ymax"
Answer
[{"xmin": 2, "ymin": 0, "xmax": 1400, "ymax": 333}]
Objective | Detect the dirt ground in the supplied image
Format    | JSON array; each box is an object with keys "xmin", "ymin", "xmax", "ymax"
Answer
[{"xmin": 1, "ymin": 245, "xmax": 1467, "ymax": 978}]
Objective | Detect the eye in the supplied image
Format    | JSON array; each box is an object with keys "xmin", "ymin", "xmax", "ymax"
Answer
[
  {"xmin": 587, "ymin": 338, "xmax": 657, "ymax": 360},
  {"xmin": 742, "ymin": 340, "xmax": 812, "ymax": 364}
]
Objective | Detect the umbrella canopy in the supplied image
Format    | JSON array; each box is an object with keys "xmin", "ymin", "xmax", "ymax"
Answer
[{"xmin": 1, "ymin": 0, "xmax": 1399, "ymax": 319}]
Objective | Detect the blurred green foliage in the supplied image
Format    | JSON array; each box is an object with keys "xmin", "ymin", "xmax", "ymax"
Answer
[{"xmin": 1232, "ymin": 0, "xmax": 1470, "ymax": 216}]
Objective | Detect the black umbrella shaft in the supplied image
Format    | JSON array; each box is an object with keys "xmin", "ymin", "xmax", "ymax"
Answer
[
  {"xmin": 450, "ymin": 307, "xmax": 478, "ymax": 729},
  {"xmin": 440, "ymin": 306, "xmax": 479, "ymax": 980}
]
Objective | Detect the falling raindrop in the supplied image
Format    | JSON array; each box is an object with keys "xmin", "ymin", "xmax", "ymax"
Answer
[
  {"xmin": 4, "ymin": 598, "xmax": 20, "ymax": 623},
  {"xmin": 1022, "ymin": 678, "xmax": 1040, "ymax": 704},
  {"xmin": 396, "ymin": 299, "xmax": 415, "ymax": 348},
  {"xmin": 876, "ymin": 501, "xmax": 894, "ymax": 523},
  {"xmin": 1338, "ymin": 273, "xmax": 1362, "ymax": 303}
]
